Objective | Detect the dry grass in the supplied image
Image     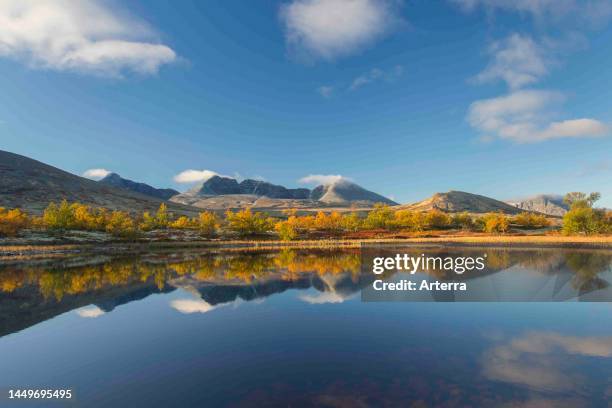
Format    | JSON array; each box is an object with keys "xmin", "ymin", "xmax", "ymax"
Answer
[{"xmin": 1, "ymin": 234, "xmax": 611, "ymax": 259}]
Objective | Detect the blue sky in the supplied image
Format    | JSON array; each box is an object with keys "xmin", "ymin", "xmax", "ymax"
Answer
[{"xmin": 1, "ymin": 0, "xmax": 611, "ymax": 206}]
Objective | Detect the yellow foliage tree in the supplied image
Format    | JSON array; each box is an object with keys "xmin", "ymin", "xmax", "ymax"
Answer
[
  {"xmin": 43, "ymin": 200, "xmax": 76, "ymax": 230},
  {"xmin": 425, "ymin": 209, "xmax": 452, "ymax": 229},
  {"xmin": 0, "ymin": 207, "xmax": 29, "ymax": 236},
  {"xmin": 364, "ymin": 204, "xmax": 394, "ymax": 229},
  {"xmin": 482, "ymin": 212, "xmax": 509, "ymax": 233},
  {"xmin": 106, "ymin": 211, "xmax": 138, "ymax": 238},
  {"xmin": 155, "ymin": 203, "xmax": 170, "ymax": 229},
  {"xmin": 341, "ymin": 212, "xmax": 362, "ymax": 232},
  {"xmin": 393, "ymin": 210, "xmax": 426, "ymax": 232},
  {"xmin": 197, "ymin": 212, "xmax": 219, "ymax": 237},
  {"xmin": 513, "ymin": 212, "xmax": 550, "ymax": 229},
  {"xmin": 275, "ymin": 217, "xmax": 299, "ymax": 241},
  {"xmin": 314, "ymin": 211, "xmax": 343, "ymax": 232},
  {"xmin": 451, "ymin": 212, "xmax": 474, "ymax": 230},
  {"xmin": 225, "ymin": 208, "xmax": 273, "ymax": 236},
  {"xmin": 170, "ymin": 216, "xmax": 197, "ymax": 229}
]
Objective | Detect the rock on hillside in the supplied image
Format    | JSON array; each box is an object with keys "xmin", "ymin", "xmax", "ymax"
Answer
[{"xmin": 506, "ymin": 194, "xmax": 568, "ymax": 216}]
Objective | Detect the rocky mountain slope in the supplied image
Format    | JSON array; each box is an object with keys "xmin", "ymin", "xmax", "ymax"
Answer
[
  {"xmin": 99, "ymin": 173, "xmax": 179, "ymax": 200},
  {"xmin": 310, "ymin": 179, "xmax": 397, "ymax": 205},
  {"xmin": 171, "ymin": 176, "xmax": 395, "ymax": 210},
  {"xmin": 0, "ymin": 150, "xmax": 197, "ymax": 215},
  {"xmin": 178, "ymin": 175, "xmax": 310, "ymax": 199},
  {"xmin": 506, "ymin": 194, "xmax": 568, "ymax": 216},
  {"xmin": 398, "ymin": 191, "xmax": 522, "ymax": 214}
]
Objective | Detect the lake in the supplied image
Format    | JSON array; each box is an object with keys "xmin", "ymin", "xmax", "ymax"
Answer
[{"xmin": 1, "ymin": 246, "xmax": 611, "ymax": 407}]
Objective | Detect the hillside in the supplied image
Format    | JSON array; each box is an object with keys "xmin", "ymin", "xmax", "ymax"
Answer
[
  {"xmin": 398, "ymin": 191, "xmax": 522, "ymax": 214},
  {"xmin": 0, "ymin": 150, "xmax": 198, "ymax": 215},
  {"xmin": 99, "ymin": 173, "xmax": 179, "ymax": 200}
]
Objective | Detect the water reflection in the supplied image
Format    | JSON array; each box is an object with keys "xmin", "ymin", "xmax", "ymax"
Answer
[
  {"xmin": 479, "ymin": 331, "xmax": 612, "ymax": 408},
  {"xmin": 0, "ymin": 247, "xmax": 611, "ymax": 337},
  {"xmin": 1, "ymin": 247, "xmax": 612, "ymax": 407}
]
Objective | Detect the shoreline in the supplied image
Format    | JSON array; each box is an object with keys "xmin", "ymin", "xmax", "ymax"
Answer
[{"xmin": 1, "ymin": 235, "xmax": 611, "ymax": 259}]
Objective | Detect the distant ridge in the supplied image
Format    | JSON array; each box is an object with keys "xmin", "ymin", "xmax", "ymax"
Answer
[
  {"xmin": 506, "ymin": 194, "xmax": 568, "ymax": 216},
  {"xmin": 99, "ymin": 173, "xmax": 179, "ymax": 200},
  {"xmin": 179, "ymin": 175, "xmax": 310, "ymax": 199},
  {"xmin": 171, "ymin": 176, "xmax": 396, "ymax": 209},
  {"xmin": 0, "ymin": 150, "xmax": 197, "ymax": 215},
  {"xmin": 398, "ymin": 191, "xmax": 522, "ymax": 214}
]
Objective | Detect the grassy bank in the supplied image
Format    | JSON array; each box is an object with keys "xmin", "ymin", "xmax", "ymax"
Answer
[{"xmin": 1, "ymin": 234, "xmax": 611, "ymax": 259}]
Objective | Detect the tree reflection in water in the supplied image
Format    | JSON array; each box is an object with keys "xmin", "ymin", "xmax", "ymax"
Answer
[{"xmin": 0, "ymin": 248, "xmax": 610, "ymax": 301}]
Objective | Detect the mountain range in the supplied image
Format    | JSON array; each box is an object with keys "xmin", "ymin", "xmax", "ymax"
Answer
[
  {"xmin": 169, "ymin": 175, "xmax": 398, "ymax": 210},
  {"xmin": 99, "ymin": 173, "xmax": 179, "ymax": 201},
  {"xmin": 0, "ymin": 150, "xmax": 568, "ymax": 216},
  {"xmin": 0, "ymin": 150, "xmax": 197, "ymax": 215}
]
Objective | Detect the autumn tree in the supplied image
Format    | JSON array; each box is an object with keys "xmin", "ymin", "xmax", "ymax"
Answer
[
  {"xmin": 275, "ymin": 217, "xmax": 299, "ymax": 241},
  {"xmin": 481, "ymin": 212, "xmax": 509, "ymax": 233},
  {"xmin": 314, "ymin": 211, "xmax": 343, "ymax": 233},
  {"xmin": 562, "ymin": 192, "xmax": 610, "ymax": 235},
  {"xmin": 513, "ymin": 212, "xmax": 550, "ymax": 229},
  {"xmin": 155, "ymin": 203, "xmax": 170, "ymax": 229},
  {"xmin": 170, "ymin": 216, "xmax": 196, "ymax": 229},
  {"xmin": 0, "ymin": 207, "xmax": 29, "ymax": 236},
  {"xmin": 341, "ymin": 212, "xmax": 362, "ymax": 232},
  {"xmin": 106, "ymin": 211, "xmax": 138, "ymax": 238},
  {"xmin": 225, "ymin": 208, "xmax": 273, "ymax": 236},
  {"xmin": 393, "ymin": 210, "xmax": 426, "ymax": 231},
  {"xmin": 43, "ymin": 200, "xmax": 77, "ymax": 230},
  {"xmin": 364, "ymin": 204, "xmax": 394, "ymax": 229},
  {"xmin": 563, "ymin": 192, "xmax": 601, "ymax": 208},
  {"xmin": 425, "ymin": 209, "xmax": 452, "ymax": 229},
  {"xmin": 197, "ymin": 212, "xmax": 219, "ymax": 237}
]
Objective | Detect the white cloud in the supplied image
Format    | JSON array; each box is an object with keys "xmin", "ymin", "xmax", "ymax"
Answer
[
  {"xmin": 451, "ymin": 0, "xmax": 574, "ymax": 16},
  {"xmin": 173, "ymin": 169, "xmax": 220, "ymax": 184},
  {"xmin": 170, "ymin": 298, "xmax": 241, "ymax": 314},
  {"xmin": 83, "ymin": 168, "xmax": 111, "ymax": 180},
  {"xmin": 170, "ymin": 299, "xmax": 217, "ymax": 314},
  {"xmin": 349, "ymin": 65, "xmax": 403, "ymax": 90},
  {"xmin": 280, "ymin": 0, "xmax": 403, "ymax": 61},
  {"xmin": 466, "ymin": 33, "xmax": 609, "ymax": 143},
  {"xmin": 475, "ymin": 34, "xmax": 549, "ymax": 89},
  {"xmin": 300, "ymin": 291, "xmax": 354, "ymax": 304},
  {"xmin": 317, "ymin": 85, "xmax": 334, "ymax": 98},
  {"xmin": 481, "ymin": 331, "xmax": 612, "ymax": 392},
  {"xmin": 0, "ymin": 0, "xmax": 176, "ymax": 76},
  {"xmin": 468, "ymin": 90, "xmax": 609, "ymax": 142},
  {"xmin": 76, "ymin": 305, "xmax": 105, "ymax": 318},
  {"xmin": 451, "ymin": 0, "xmax": 612, "ymax": 24},
  {"xmin": 537, "ymin": 119, "xmax": 608, "ymax": 140},
  {"xmin": 299, "ymin": 174, "xmax": 347, "ymax": 185}
]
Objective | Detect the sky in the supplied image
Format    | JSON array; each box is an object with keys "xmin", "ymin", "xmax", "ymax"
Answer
[{"xmin": 1, "ymin": 0, "xmax": 611, "ymax": 206}]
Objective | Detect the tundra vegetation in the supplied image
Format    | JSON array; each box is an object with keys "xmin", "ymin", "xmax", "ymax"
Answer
[{"xmin": 0, "ymin": 192, "xmax": 609, "ymax": 240}]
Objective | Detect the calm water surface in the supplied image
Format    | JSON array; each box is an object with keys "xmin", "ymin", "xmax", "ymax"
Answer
[{"xmin": 0, "ymin": 246, "xmax": 611, "ymax": 407}]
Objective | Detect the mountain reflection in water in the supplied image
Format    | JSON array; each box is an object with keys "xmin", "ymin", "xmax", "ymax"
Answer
[
  {"xmin": 1, "ymin": 247, "xmax": 611, "ymax": 337},
  {"xmin": 1, "ymin": 247, "xmax": 612, "ymax": 407}
]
